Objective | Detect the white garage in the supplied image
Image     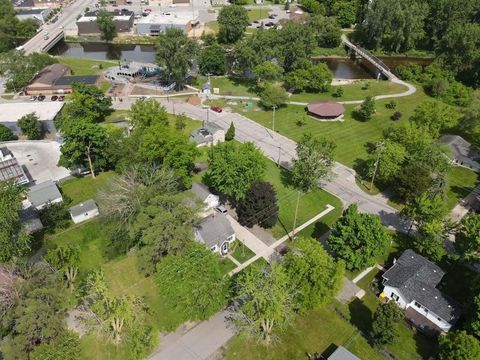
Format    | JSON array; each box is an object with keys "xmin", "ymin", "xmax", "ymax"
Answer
[{"xmin": 69, "ymin": 199, "xmax": 99, "ymax": 224}]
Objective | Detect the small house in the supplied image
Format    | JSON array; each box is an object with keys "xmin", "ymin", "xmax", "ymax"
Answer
[
  {"xmin": 69, "ymin": 199, "xmax": 99, "ymax": 224},
  {"xmin": 27, "ymin": 180, "xmax": 63, "ymax": 210},
  {"xmin": 194, "ymin": 213, "xmax": 235, "ymax": 256},
  {"xmin": 440, "ymin": 135, "xmax": 480, "ymax": 172},
  {"xmin": 381, "ymin": 249, "xmax": 460, "ymax": 334},
  {"xmin": 327, "ymin": 346, "xmax": 360, "ymax": 360},
  {"xmin": 307, "ymin": 101, "xmax": 345, "ymax": 121},
  {"xmin": 191, "ymin": 183, "xmax": 219, "ymax": 210},
  {"xmin": 190, "ymin": 122, "xmax": 225, "ymax": 147}
]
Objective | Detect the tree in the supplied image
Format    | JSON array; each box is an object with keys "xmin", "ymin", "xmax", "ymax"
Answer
[
  {"xmin": 300, "ymin": 0, "xmax": 326, "ymax": 15},
  {"xmin": 174, "ymin": 114, "xmax": 187, "ymax": 130},
  {"xmin": 156, "ymin": 242, "xmax": 228, "ymax": 321},
  {"xmin": 400, "ymin": 193, "xmax": 446, "ymax": 234},
  {"xmin": 45, "ymin": 244, "xmax": 80, "ymax": 290},
  {"xmin": 291, "ymin": 133, "xmax": 336, "ymax": 192},
  {"xmin": 439, "ymin": 331, "xmax": 480, "ymax": 360},
  {"xmin": 17, "ymin": 112, "xmax": 42, "ymax": 140},
  {"xmin": 231, "ymin": 264, "xmax": 293, "ymax": 344},
  {"xmin": 138, "ymin": 124, "xmax": 198, "ymax": 187},
  {"xmin": 395, "ymin": 163, "xmax": 434, "ymax": 203},
  {"xmin": 97, "ymin": 9, "xmax": 117, "ymax": 41},
  {"xmin": 217, "ymin": 5, "xmax": 249, "ymax": 44},
  {"xmin": 333, "ymin": 1, "xmax": 357, "ymax": 28},
  {"xmin": 285, "ymin": 68, "xmax": 310, "ymax": 92},
  {"xmin": 237, "ymin": 181, "xmax": 279, "ymax": 228},
  {"xmin": 307, "ymin": 63, "xmax": 332, "ymax": 92},
  {"xmin": 0, "ymin": 124, "xmax": 14, "ymax": 141},
  {"xmin": 39, "ymin": 202, "xmax": 71, "ymax": 232},
  {"xmin": 370, "ymin": 301, "xmax": 404, "ymax": 346},
  {"xmin": 253, "ymin": 61, "xmax": 284, "ymax": 83},
  {"xmin": 409, "ymin": 101, "xmax": 459, "ymax": 138},
  {"xmin": 468, "ymin": 293, "xmax": 480, "ymax": 338},
  {"xmin": 456, "ymin": 214, "xmax": 480, "ymax": 259},
  {"xmin": 198, "ymin": 43, "xmax": 226, "ymax": 75},
  {"xmin": 308, "ymin": 15, "xmax": 342, "ymax": 48},
  {"xmin": 366, "ymin": 140, "xmax": 406, "ymax": 185},
  {"xmin": 225, "ymin": 122, "xmax": 235, "ymax": 141},
  {"xmin": 206, "ymin": 141, "xmax": 266, "ymax": 201},
  {"xmin": 0, "ymin": 181, "xmax": 31, "ymax": 263},
  {"xmin": 284, "ymin": 237, "xmax": 344, "ymax": 312},
  {"xmin": 327, "ymin": 204, "xmax": 391, "ymax": 270},
  {"xmin": 129, "ymin": 99, "xmax": 169, "ymax": 129},
  {"xmin": 59, "ymin": 83, "xmax": 112, "ymax": 125},
  {"xmin": 415, "ymin": 219, "xmax": 447, "ymax": 262},
  {"xmin": 30, "ymin": 331, "xmax": 80, "ymax": 360},
  {"xmin": 156, "ymin": 28, "xmax": 197, "ymax": 90},
  {"xmin": 258, "ymin": 83, "xmax": 288, "ymax": 110},
  {"xmin": 59, "ymin": 120, "xmax": 110, "ymax": 179},
  {"xmin": 460, "ymin": 90, "xmax": 480, "ymax": 136},
  {"xmin": 356, "ymin": 96, "xmax": 376, "ymax": 121},
  {"xmin": 0, "ymin": 0, "xmax": 38, "ymax": 52}
]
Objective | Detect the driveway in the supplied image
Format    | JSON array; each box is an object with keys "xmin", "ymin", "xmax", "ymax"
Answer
[
  {"xmin": 1, "ymin": 141, "xmax": 70, "ymax": 184},
  {"xmin": 226, "ymin": 214, "xmax": 270, "ymax": 257}
]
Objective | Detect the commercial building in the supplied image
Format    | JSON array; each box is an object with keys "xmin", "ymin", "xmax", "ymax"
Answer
[
  {"xmin": 0, "ymin": 148, "xmax": 29, "ymax": 185},
  {"xmin": 0, "ymin": 102, "xmax": 64, "ymax": 136},
  {"xmin": 136, "ymin": 12, "xmax": 199, "ymax": 36},
  {"xmin": 77, "ymin": 9, "xmax": 134, "ymax": 35},
  {"xmin": 15, "ymin": 8, "xmax": 52, "ymax": 23},
  {"xmin": 12, "ymin": 0, "xmax": 64, "ymax": 8}
]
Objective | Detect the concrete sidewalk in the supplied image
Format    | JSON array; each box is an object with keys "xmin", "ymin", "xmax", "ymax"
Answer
[{"xmin": 226, "ymin": 214, "xmax": 270, "ymax": 258}]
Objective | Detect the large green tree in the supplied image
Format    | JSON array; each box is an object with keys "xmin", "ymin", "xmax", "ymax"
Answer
[
  {"xmin": 439, "ymin": 331, "xmax": 480, "ymax": 360},
  {"xmin": 97, "ymin": 9, "xmax": 117, "ymax": 42},
  {"xmin": 237, "ymin": 181, "xmax": 279, "ymax": 228},
  {"xmin": 0, "ymin": 0, "xmax": 38, "ymax": 52},
  {"xmin": 284, "ymin": 237, "xmax": 344, "ymax": 312},
  {"xmin": 198, "ymin": 43, "xmax": 227, "ymax": 75},
  {"xmin": 370, "ymin": 301, "xmax": 404, "ymax": 346},
  {"xmin": 129, "ymin": 99, "xmax": 169, "ymax": 129},
  {"xmin": 456, "ymin": 214, "xmax": 480, "ymax": 260},
  {"xmin": 409, "ymin": 101, "xmax": 459, "ymax": 138},
  {"xmin": 258, "ymin": 83, "xmax": 288, "ymax": 110},
  {"xmin": 291, "ymin": 133, "xmax": 336, "ymax": 192},
  {"xmin": 156, "ymin": 28, "xmax": 197, "ymax": 90},
  {"xmin": 232, "ymin": 264, "xmax": 293, "ymax": 344},
  {"xmin": 0, "ymin": 124, "xmax": 14, "ymax": 141},
  {"xmin": 59, "ymin": 120, "xmax": 110, "ymax": 178},
  {"xmin": 156, "ymin": 242, "xmax": 228, "ymax": 321},
  {"xmin": 17, "ymin": 113, "xmax": 42, "ymax": 140},
  {"xmin": 217, "ymin": 5, "xmax": 249, "ymax": 44},
  {"xmin": 206, "ymin": 141, "xmax": 266, "ymax": 201},
  {"xmin": 0, "ymin": 182, "xmax": 31, "ymax": 263},
  {"xmin": 366, "ymin": 140, "xmax": 406, "ymax": 185},
  {"xmin": 30, "ymin": 331, "xmax": 80, "ymax": 360},
  {"xmin": 327, "ymin": 204, "xmax": 390, "ymax": 270}
]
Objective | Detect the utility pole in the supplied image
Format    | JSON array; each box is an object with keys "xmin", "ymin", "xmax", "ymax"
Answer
[
  {"xmin": 272, "ymin": 105, "xmax": 276, "ymax": 132},
  {"xmin": 369, "ymin": 141, "xmax": 385, "ymax": 191},
  {"xmin": 277, "ymin": 145, "xmax": 281, "ymax": 167},
  {"xmin": 292, "ymin": 190, "xmax": 301, "ymax": 239}
]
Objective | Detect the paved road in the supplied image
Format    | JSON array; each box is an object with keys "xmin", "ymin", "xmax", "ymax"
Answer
[
  {"xmin": 115, "ymin": 98, "xmax": 408, "ymax": 232},
  {"xmin": 148, "ymin": 311, "xmax": 234, "ymax": 360}
]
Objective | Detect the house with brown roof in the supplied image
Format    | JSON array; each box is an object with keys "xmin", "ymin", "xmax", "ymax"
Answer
[
  {"xmin": 25, "ymin": 64, "xmax": 70, "ymax": 95},
  {"xmin": 307, "ymin": 101, "xmax": 345, "ymax": 121}
]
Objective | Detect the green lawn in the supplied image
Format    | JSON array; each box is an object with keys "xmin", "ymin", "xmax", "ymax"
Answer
[
  {"xmin": 226, "ymin": 306, "xmax": 384, "ymax": 360},
  {"xmin": 289, "ymin": 80, "xmax": 408, "ymax": 103},
  {"xmin": 220, "ymin": 256, "xmax": 237, "ymax": 274},
  {"xmin": 59, "ymin": 171, "xmax": 116, "ymax": 206},
  {"xmin": 445, "ymin": 165, "xmax": 479, "ymax": 210},
  {"xmin": 207, "ymin": 21, "xmax": 219, "ymax": 33},
  {"xmin": 247, "ymin": 8, "xmax": 270, "ymax": 22},
  {"xmin": 231, "ymin": 241, "xmax": 256, "ymax": 263},
  {"xmin": 196, "ymin": 75, "xmax": 257, "ymax": 97},
  {"xmin": 262, "ymin": 160, "xmax": 343, "ymax": 239},
  {"xmin": 56, "ymin": 56, "xmax": 117, "ymax": 76}
]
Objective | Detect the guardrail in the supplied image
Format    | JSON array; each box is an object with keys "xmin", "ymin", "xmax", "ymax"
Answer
[
  {"xmin": 343, "ymin": 38, "xmax": 394, "ymax": 78},
  {"xmin": 41, "ymin": 30, "xmax": 65, "ymax": 52}
]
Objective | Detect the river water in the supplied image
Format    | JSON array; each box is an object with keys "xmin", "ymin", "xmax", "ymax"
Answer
[{"xmin": 49, "ymin": 41, "xmax": 432, "ymax": 79}]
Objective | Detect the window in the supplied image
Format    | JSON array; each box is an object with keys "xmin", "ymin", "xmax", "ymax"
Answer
[
  {"xmin": 391, "ymin": 293, "xmax": 399, "ymax": 302},
  {"xmin": 414, "ymin": 302, "xmax": 421, "ymax": 308},
  {"xmin": 437, "ymin": 317, "xmax": 442, "ymax": 322}
]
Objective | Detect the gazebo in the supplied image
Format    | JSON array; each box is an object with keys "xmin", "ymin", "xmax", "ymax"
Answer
[{"xmin": 307, "ymin": 101, "xmax": 345, "ymax": 120}]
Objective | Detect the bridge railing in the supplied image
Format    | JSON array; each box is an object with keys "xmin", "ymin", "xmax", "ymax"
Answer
[{"xmin": 343, "ymin": 39, "xmax": 392, "ymax": 75}]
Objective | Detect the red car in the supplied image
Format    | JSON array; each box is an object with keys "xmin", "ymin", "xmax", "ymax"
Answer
[{"xmin": 210, "ymin": 106, "xmax": 222, "ymax": 113}]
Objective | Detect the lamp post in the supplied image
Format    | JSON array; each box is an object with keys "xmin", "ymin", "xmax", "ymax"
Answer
[{"xmin": 272, "ymin": 105, "xmax": 276, "ymax": 132}]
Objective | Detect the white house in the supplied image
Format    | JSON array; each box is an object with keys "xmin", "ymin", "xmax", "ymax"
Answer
[
  {"xmin": 191, "ymin": 182, "xmax": 219, "ymax": 210},
  {"xmin": 381, "ymin": 249, "xmax": 460, "ymax": 334},
  {"xmin": 27, "ymin": 180, "xmax": 63, "ymax": 210},
  {"xmin": 69, "ymin": 199, "xmax": 99, "ymax": 224},
  {"xmin": 190, "ymin": 122, "xmax": 225, "ymax": 147},
  {"xmin": 194, "ymin": 213, "xmax": 235, "ymax": 256}
]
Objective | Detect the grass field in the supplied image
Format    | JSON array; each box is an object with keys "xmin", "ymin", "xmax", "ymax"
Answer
[
  {"xmin": 56, "ymin": 57, "xmax": 117, "ymax": 76},
  {"xmin": 262, "ymin": 160, "xmax": 343, "ymax": 238},
  {"xmin": 289, "ymin": 79, "xmax": 408, "ymax": 103},
  {"xmin": 445, "ymin": 166, "xmax": 479, "ymax": 210},
  {"xmin": 226, "ymin": 306, "xmax": 384, "ymax": 360},
  {"xmin": 231, "ymin": 241, "xmax": 256, "ymax": 263},
  {"xmin": 196, "ymin": 75, "xmax": 257, "ymax": 97},
  {"xmin": 59, "ymin": 172, "xmax": 116, "ymax": 206}
]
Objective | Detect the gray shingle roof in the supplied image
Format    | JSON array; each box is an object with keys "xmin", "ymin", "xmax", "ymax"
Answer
[
  {"xmin": 54, "ymin": 75, "xmax": 99, "ymax": 86},
  {"xmin": 328, "ymin": 346, "xmax": 360, "ymax": 360},
  {"xmin": 28, "ymin": 180, "xmax": 62, "ymax": 208},
  {"xmin": 383, "ymin": 249, "xmax": 460, "ymax": 324},
  {"xmin": 19, "ymin": 207, "xmax": 43, "ymax": 234},
  {"xmin": 440, "ymin": 134, "xmax": 480, "ymax": 170},
  {"xmin": 191, "ymin": 182, "xmax": 211, "ymax": 201},
  {"xmin": 190, "ymin": 122, "xmax": 223, "ymax": 145},
  {"xmin": 195, "ymin": 213, "xmax": 234, "ymax": 249},
  {"xmin": 69, "ymin": 199, "xmax": 98, "ymax": 217}
]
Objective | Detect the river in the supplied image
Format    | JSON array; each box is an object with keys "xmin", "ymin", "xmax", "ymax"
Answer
[{"xmin": 49, "ymin": 41, "xmax": 433, "ymax": 79}]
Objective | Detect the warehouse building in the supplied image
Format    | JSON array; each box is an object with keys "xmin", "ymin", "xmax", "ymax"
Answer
[
  {"xmin": 136, "ymin": 12, "xmax": 199, "ymax": 35},
  {"xmin": 77, "ymin": 9, "xmax": 134, "ymax": 35}
]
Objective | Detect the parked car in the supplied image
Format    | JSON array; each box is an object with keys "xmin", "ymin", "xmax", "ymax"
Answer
[
  {"xmin": 253, "ymin": 20, "xmax": 259, "ymax": 23},
  {"xmin": 268, "ymin": 14, "xmax": 275, "ymax": 19},
  {"xmin": 215, "ymin": 205, "xmax": 228, "ymax": 214},
  {"xmin": 37, "ymin": 95, "xmax": 45, "ymax": 101},
  {"xmin": 265, "ymin": 22, "xmax": 275, "ymax": 27},
  {"xmin": 210, "ymin": 106, "xmax": 222, "ymax": 113},
  {"xmin": 58, "ymin": 95, "xmax": 65, "ymax": 102},
  {"xmin": 29, "ymin": 96, "xmax": 36, "ymax": 101},
  {"xmin": 51, "ymin": 95, "xmax": 58, "ymax": 101}
]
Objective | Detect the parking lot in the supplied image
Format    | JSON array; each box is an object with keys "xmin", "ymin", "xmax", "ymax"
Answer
[{"xmin": 2, "ymin": 141, "xmax": 70, "ymax": 184}]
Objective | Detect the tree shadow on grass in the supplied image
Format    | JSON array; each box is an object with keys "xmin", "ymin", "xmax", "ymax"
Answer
[
  {"xmin": 279, "ymin": 166, "xmax": 295, "ymax": 188},
  {"xmin": 348, "ymin": 298, "xmax": 373, "ymax": 334},
  {"xmin": 412, "ymin": 326, "xmax": 439, "ymax": 359},
  {"xmin": 227, "ymin": 76, "xmax": 258, "ymax": 94}
]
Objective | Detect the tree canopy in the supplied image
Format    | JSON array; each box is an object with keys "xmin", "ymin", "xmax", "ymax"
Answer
[
  {"xmin": 237, "ymin": 181, "xmax": 279, "ymax": 228},
  {"xmin": 370, "ymin": 301, "xmax": 404, "ymax": 345},
  {"xmin": 217, "ymin": 5, "xmax": 250, "ymax": 44},
  {"xmin": 97, "ymin": 9, "xmax": 117, "ymax": 41},
  {"xmin": 17, "ymin": 113, "xmax": 42, "ymax": 140},
  {"xmin": 439, "ymin": 331, "xmax": 480, "ymax": 360},
  {"xmin": 198, "ymin": 43, "xmax": 227, "ymax": 75}
]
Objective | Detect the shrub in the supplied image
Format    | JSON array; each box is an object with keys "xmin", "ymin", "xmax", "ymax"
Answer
[
  {"xmin": 0, "ymin": 124, "xmax": 15, "ymax": 141},
  {"xmin": 385, "ymin": 100, "xmax": 397, "ymax": 109},
  {"xmin": 391, "ymin": 111, "xmax": 402, "ymax": 121},
  {"xmin": 333, "ymin": 87, "xmax": 344, "ymax": 98}
]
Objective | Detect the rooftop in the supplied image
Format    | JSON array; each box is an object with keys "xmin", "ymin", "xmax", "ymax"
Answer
[
  {"xmin": 440, "ymin": 134, "xmax": 480, "ymax": 170},
  {"xmin": 191, "ymin": 122, "xmax": 223, "ymax": 144},
  {"xmin": 54, "ymin": 75, "xmax": 99, "ymax": 86},
  {"xmin": 79, "ymin": 9, "xmax": 134, "ymax": 22},
  {"xmin": 191, "ymin": 182, "xmax": 212, "ymax": 201},
  {"xmin": 383, "ymin": 249, "xmax": 460, "ymax": 324},
  {"xmin": 327, "ymin": 346, "xmax": 360, "ymax": 360},
  {"xmin": 0, "ymin": 102, "xmax": 64, "ymax": 123},
  {"xmin": 195, "ymin": 213, "xmax": 234, "ymax": 249},
  {"xmin": 0, "ymin": 157, "xmax": 29, "ymax": 184},
  {"xmin": 307, "ymin": 101, "xmax": 345, "ymax": 117},
  {"xmin": 29, "ymin": 63, "xmax": 70, "ymax": 86},
  {"xmin": 137, "ymin": 12, "xmax": 198, "ymax": 25},
  {"xmin": 69, "ymin": 199, "xmax": 98, "ymax": 217},
  {"xmin": 16, "ymin": 8, "xmax": 48, "ymax": 14},
  {"xmin": 20, "ymin": 207, "xmax": 44, "ymax": 233},
  {"xmin": 28, "ymin": 180, "xmax": 62, "ymax": 208}
]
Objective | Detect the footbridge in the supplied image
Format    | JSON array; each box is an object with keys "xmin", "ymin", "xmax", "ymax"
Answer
[{"xmin": 341, "ymin": 35, "xmax": 398, "ymax": 80}]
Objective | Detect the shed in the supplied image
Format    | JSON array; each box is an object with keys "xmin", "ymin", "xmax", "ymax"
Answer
[
  {"xmin": 69, "ymin": 199, "xmax": 99, "ymax": 224},
  {"xmin": 327, "ymin": 346, "xmax": 360, "ymax": 360},
  {"xmin": 28, "ymin": 180, "xmax": 63, "ymax": 210},
  {"xmin": 307, "ymin": 101, "xmax": 345, "ymax": 120}
]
